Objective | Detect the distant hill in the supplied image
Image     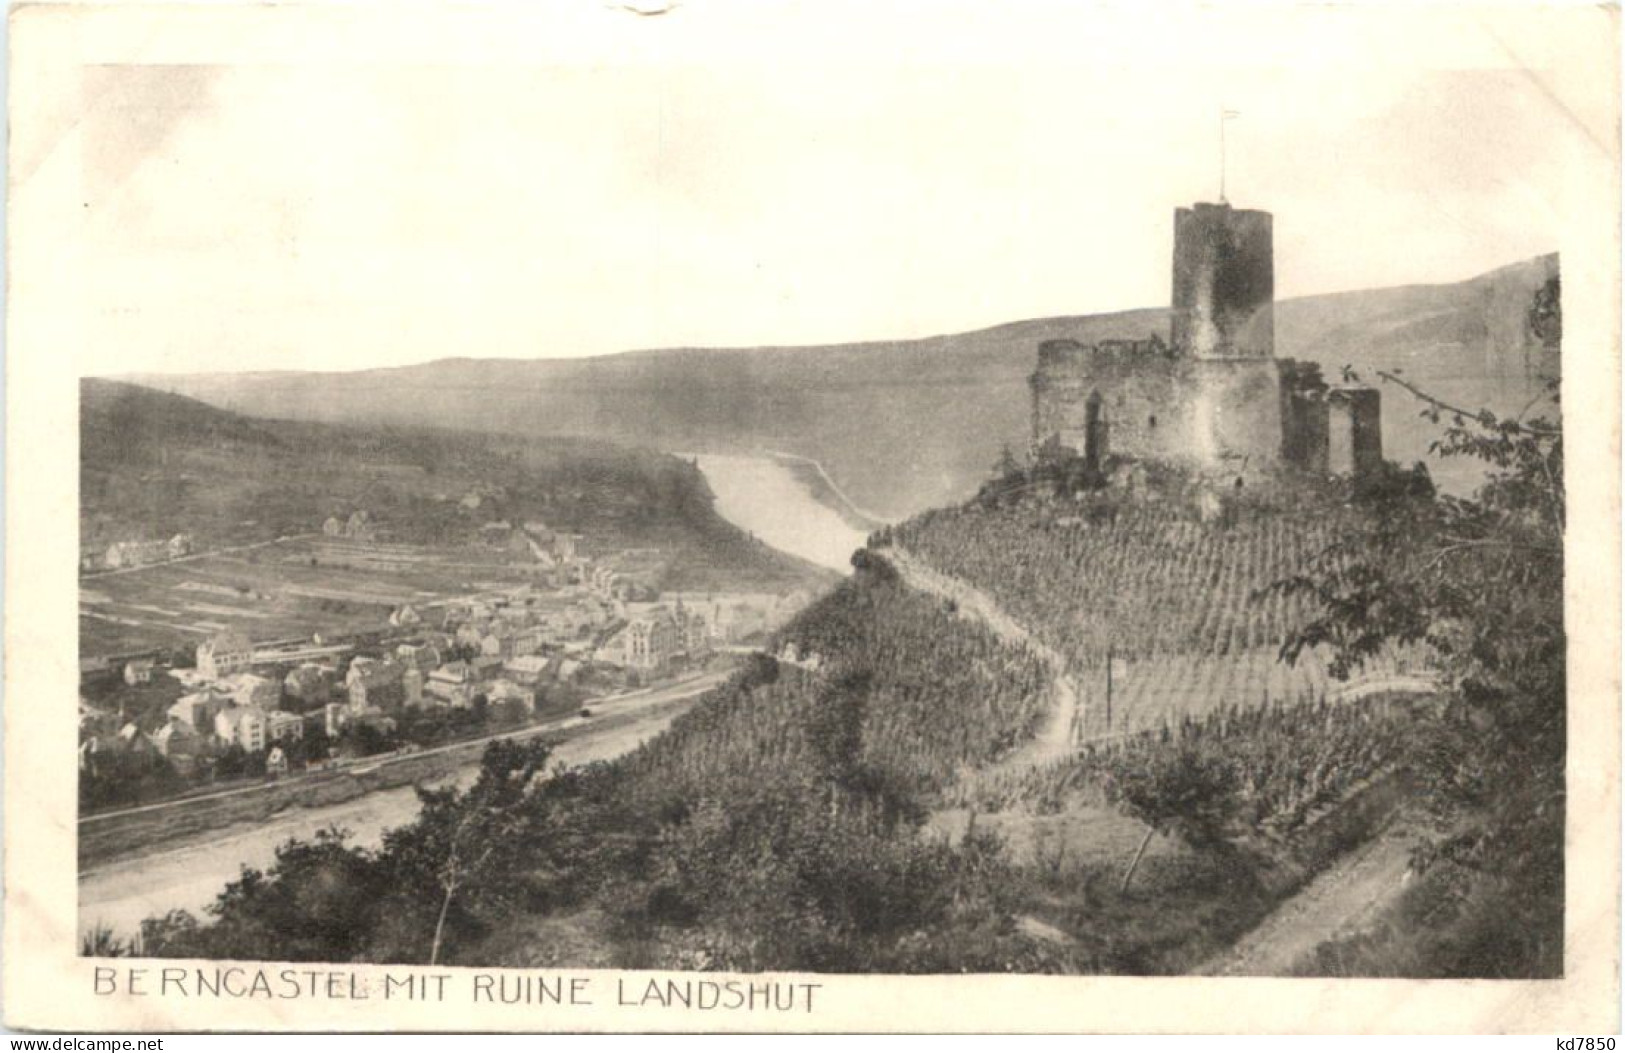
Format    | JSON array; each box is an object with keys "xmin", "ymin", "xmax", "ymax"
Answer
[
  {"xmin": 80, "ymin": 378, "xmax": 830, "ymax": 594},
  {"xmin": 120, "ymin": 254, "xmax": 1560, "ymax": 516}
]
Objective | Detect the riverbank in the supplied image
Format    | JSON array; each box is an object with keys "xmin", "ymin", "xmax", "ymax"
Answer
[
  {"xmin": 689, "ymin": 453, "xmax": 870, "ymax": 573},
  {"xmin": 79, "ymin": 673, "xmax": 724, "ymax": 938}
]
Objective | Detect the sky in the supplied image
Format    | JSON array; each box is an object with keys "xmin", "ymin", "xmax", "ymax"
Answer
[{"xmin": 24, "ymin": 2, "xmax": 1617, "ymax": 376}]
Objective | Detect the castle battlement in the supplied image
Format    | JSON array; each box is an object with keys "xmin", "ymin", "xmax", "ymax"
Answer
[{"xmin": 1035, "ymin": 335, "xmax": 1173, "ymax": 371}]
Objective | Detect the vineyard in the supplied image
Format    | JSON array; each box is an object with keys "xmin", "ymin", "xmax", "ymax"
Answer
[
  {"xmin": 887, "ymin": 484, "xmax": 1432, "ymax": 738},
  {"xmin": 959, "ymin": 695, "xmax": 1416, "ymax": 835},
  {"xmin": 619, "ymin": 566, "xmax": 1053, "ymax": 803}
]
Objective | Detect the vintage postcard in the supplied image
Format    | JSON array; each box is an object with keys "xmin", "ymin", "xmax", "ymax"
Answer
[{"xmin": 5, "ymin": 0, "xmax": 1620, "ymax": 1034}]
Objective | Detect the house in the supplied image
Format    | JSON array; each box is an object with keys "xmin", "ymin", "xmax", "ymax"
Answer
[
  {"xmin": 116, "ymin": 722, "xmax": 154, "ymax": 754},
  {"xmin": 104, "ymin": 539, "xmax": 169, "ymax": 569},
  {"xmin": 470, "ymin": 654, "xmax": 503, "ymax": 679},
  {"xmin": 323, "ymin": 702, "xmax": 349, "ymax": 737},
  {"xmin": 425, "ymin": 681, "xmax": 473, "ymax": 708},
  {"xmin": 221, "ymin": 672, "xmax": 279, "ymax": 710},
  {"xmin": 348, "ymin": 660, "xmax": 406, "ymax": 712},
  {"xmin": 389, "ymin": 604, "xmax": 422, "ymax": 629},
  {"xmin": 265, "ymin": 747, "xmax": 289, "ymax": 777},
  {"xmin": 166, "ymin": 533, "xmax": 194, "ymax": 559},
  {"xmin": 169, "ymin": 689, "xmax": 228, "ymax": 731},
  {"xmin": 149, "ymin": 720, "xmax": 194, "ymax": 756},
  {"xmin": 504, "ymin": 654, "xmax": 551, "ymax": 685},
  {"xmin": 345, "ymin": 510, "xmax": 375, "ymax": 541},
  {"xmin": 623, "ymin": 609, "xmax": 681, "ymax": 670},
  {"xmin": 322, "ymin": 516, "xmax": 344, "ymax": 536},
  {"xmin": 79, "ymin": 700, "xmax": 118, "ymax": 737},
  {"xmin": 486, "ymin": 679, "xmax": 535, "ymax": 715},
  {"xmin": 430, "ymin": 660, "xmax": 471, "ymax": 685},
  {"xmin": 214, "ymin": 705, "xmax": 269, "ymax": 752},
  {"xmin": 396, "ymin": 643, "xmax": 442, "ymax": 673},
  {"xmin": 197, "ymin": 629, "xmax": 253, "ymax": 679},
  {"xmin": 345, "ymin": 656, "xmax": 380, "ymax": 684},
  {"xmin": 426, "ymin": 662, "xmax": 474, "ymax": 707},
  {"xmin": 479, "ymin": 632, "xmax": 512, "ymax": 660},
  {"xmin": 283, "ymin": 663, "xmax": 333, "ymax": 708},
  {"xmin": 150, "ymin": 721, "xmax": 202, "ymax": 774},
  {"xmin": 122, "ymin": 659, "xmax": 155, "ymax": 686},
  {"xmin": 266, "ymin": 710, "xmax": 305, "ymax": 744},
  {"xmin": 402, "ymin": 667, "xmax": 424, "ymax": 707},
  {"xmin": 511, "ymin": 628, "xmax": 546, "ymax": 657},
  {"xmin": 672, "ymin": 602, "xmax": 711, "ymax": 655}
]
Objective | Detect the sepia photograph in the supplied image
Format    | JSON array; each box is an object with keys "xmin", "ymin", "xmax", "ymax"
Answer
[{"xmin": 6, "ymin": 0, "xmax": 1620, "ymax": 1034}]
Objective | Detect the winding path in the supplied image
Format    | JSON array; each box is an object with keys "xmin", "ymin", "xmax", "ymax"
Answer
[
  {"xmin": 878, "ymin": 546, "xmax": 1081, "ymax": 763},
  {"xmin": 1198, "ymin": 815, "xmax": 1419, "ymax": 976}
]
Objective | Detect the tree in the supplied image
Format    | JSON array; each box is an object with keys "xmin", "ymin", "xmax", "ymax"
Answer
[
  {"xmin": 381, "ymin": 738, "xmax": 554, "ymax": 964},
  {"xmin": 1106, "ymin": 742, "xmax": 1240, "ymax": 893},
  {"xmin": 1529, "ymin": 275, "xmax": 1562, "ymax": 350},
  {"xmin": 992, "ymin": 444, "xmax": 1023, "ymax": 480},
  {"xmin": 1272, "ymin": 371, "xmax": 1564, "ymax": 974},
  {"xmin": 195, "ymin": 827, "xmax": 382, "ymax": 961}
]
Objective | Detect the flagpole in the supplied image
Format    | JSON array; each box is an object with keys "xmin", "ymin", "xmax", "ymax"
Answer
[{"xmin": 1219, "ymin": 109, "xmax": 1240, "ymax": 204}]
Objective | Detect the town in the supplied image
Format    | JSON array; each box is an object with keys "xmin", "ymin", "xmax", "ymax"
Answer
[{"xmin": 78, "ymin": 506, "xmax": 814, "ymax": 812}]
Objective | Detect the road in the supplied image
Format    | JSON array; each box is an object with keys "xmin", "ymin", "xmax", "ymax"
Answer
[
  {"xmin": 79, "ymin": 672, "xmax": 723, "ymax": 939},
  {"xmin": 81, "ymin": 534, "xmax": 319, "ymax": 580}
]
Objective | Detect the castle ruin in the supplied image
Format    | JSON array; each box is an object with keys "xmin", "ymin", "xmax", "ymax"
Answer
[{"xmin": 1030, "ymin": 201, "xmax": 1382, "ymax": 478}]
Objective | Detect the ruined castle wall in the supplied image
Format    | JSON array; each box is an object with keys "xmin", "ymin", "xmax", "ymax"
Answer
[
  {"xmin": 1032, "ymin": 340, "xmax": 1288, "ymax": 470},
  {"xmin": 1032, "ymin": 340, "xmax": 1192, "ymax": 463},
  {"xmin": 1281, "ymin": 360, "xmax": 1330, "ymax": 472},
  {"xmin": 1327, "ymin": 388, "xmax": 1383, "ymax": 476}
]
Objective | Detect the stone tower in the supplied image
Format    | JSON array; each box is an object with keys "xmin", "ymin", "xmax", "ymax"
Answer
[
  {"xmin": 1029, "ymin": 199, "xmax": 1381, "ymax": 479},
  {"xmin": 1170, "ymin": 202, "xmax": 1274, "ymax": 359}
]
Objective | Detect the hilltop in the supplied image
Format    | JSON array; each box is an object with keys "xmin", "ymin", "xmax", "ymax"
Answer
[{"xmin": 120, "ymin": 254, "xmax": 1559, "ymax": 517}]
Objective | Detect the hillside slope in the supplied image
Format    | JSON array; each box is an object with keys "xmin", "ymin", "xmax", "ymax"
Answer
[
  {"xmin": 80, "ymin": 378, "xmax": 830, "ymax": 595},
  {"xmin": 121, "ymin": 255, "xmax": 1559, "ymax": 516}
]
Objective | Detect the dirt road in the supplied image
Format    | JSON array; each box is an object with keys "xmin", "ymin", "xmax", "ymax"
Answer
[{"xmin": 1199, "ymin": 816, "xmax": 1418, "ymax": 976}]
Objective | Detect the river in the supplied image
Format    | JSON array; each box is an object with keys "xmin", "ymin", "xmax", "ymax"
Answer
[
  {"xmin": 79, "ymin": 677, "xmax": 713, "ymax": 939},
  {"xmin": 691, "ymin": 453, "xmax": 870, "ymax": 573}
]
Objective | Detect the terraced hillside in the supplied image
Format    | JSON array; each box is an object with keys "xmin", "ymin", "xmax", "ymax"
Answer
[
  {"xmin": 624, "ymin": 564, "xmax": 1052, "ymax": 802},
  {"xmin": 886, "ymin": 470, "xmax": 1431, "ymax": 738}
]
